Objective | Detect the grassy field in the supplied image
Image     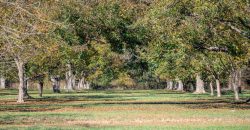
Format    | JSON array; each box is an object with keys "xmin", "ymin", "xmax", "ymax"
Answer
[{"xmin": 0, "ymin": 89, "xmax": 250, "ymax": 130}]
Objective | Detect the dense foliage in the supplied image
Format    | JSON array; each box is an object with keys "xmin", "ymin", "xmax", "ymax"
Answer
[{"xmin": 0, "ymin": 0, "xmax": 249, "ymax": 102}]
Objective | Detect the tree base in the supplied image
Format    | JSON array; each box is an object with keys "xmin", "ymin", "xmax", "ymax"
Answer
[
  {"xmin": 193, "ymin": 91, "xmax": 206, "ymax": 94},
  {"xmin": 17, "ymin": 99, "xmax": 24, "ymax": 103}
]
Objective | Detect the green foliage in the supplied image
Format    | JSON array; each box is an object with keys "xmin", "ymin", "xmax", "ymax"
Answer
[
  {"xmin": 139, "ymin": 0, "xmax": 250, "ymax": 83},
  {"xmin": 0, "ymin": 0, "xmax": 249, "ymax": 89}
]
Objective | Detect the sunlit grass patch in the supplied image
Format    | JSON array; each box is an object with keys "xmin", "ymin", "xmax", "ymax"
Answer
[{"xmin": 0, "ymin": 89, "xmax": 249, "ymax": 129}]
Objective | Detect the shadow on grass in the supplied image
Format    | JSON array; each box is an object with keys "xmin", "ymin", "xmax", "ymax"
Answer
[
  {"xmin": 1, "ymin": 98, "xmax": 250, "ymax": 112},
  {"xmin": 0, "ymin": 93, "xmax": 18, "ymax": 96},
  {"xmin": 34, "ymin": 94, "xmax": 136, "ymax": 102},
  {"xmin": 1, "ymin": 89, "xmax": 250, "ymax": 112}
]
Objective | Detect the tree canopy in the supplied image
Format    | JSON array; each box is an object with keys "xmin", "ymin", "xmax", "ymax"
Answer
[{"xmin": 0, "ymin": 0, "xmax": 249, "ymax": 102}]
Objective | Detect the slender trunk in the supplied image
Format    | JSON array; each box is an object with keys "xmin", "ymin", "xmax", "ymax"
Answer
[
  {"xmin": 233, "ymin": 82, "xmax": 240, "ymax": 100},
  {"xmin": 51, "ymin": 77, "xmax": 56, "ymax": 93},
  {"xmin": 238, "ymin": 70, "xmax": 242, "ymax": 94},
  {"xmin": 51, "ymin": 76, "xmax": 60, "ymax": 93},
  {"xmin": 0, "ymin": 76, "xmax": 6, "ymax": 89},
  {"xmin": 177, "ymin": 79, "xmax": 184, "ymax": 91},
  {"xmin": 23, "ymin": 78, "xmax": 29, "ymax": 98},
  {"xmin": 72, "ymin": 74, "xmax": 76, "ymax": 89},
  {"xmin": 38, "ymin": 81, "xmax": 43, "ymax": 97},
  {"xmin": 65, "ymin": 64, "xmax": 74, "ymax": 91},
  {"xmin": 228, "ymin": 75, "xmax": 233, "ymax": 90},
  {"xmin": 174, "ymin": 82, "xmax": 178, "ymax": 90},
  {"xmin": 78, "ymin": 77, "xmax": 85, "ymax": 89},
  {"xmin": 77, "ymin": 79, "xmax": 81, "ymax": 89},
  {"xmin": 232, "ymin": 71, "xmax": 240, "ymax": 100},
  {"xmin": 145, "ymin": 80, "xmax": 149, "ymax": 89},
  {"xmin": 56, "ymin": 76, "xmax": 60, "ymax": 93},
  {"xmin": 85, "ymin": 82, "xmax": 90, "ymax": 89},
  {"xmin": 210, "ymin": 81, "xmax": 214, "ymax": 96},
  {"xmin": 216, "ymin": 79, "xmax": 221, "ymax": 97},
  {"xmin": 65, "ymin": 72, "xmax": 71, "ymax": 91},
  {"xmin": 64, "ymin": 72, "xmax": 69, "ymax": 91},
  {"xmin": 156, "ymin": 77, "xmax": 160, "ymax": 89},
  {"xmin": 15, "ymin": 59, "xmax": 25, "ymax": 103},
  {"xmin": 166, "ymin": 81, "xmax": 173, "ymax": 90},
  {"xmin": 75, "ymin": 80, "xmax": 79, "ymax": 90},
  {"xmin": 194, "ymin": 74, "xmax": 206, "ymax": 94}
]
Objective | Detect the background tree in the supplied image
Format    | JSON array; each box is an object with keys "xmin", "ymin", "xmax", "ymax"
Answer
[{"xmin": 0, "ymin": 1, "xmax": 62, "ymax": 102}]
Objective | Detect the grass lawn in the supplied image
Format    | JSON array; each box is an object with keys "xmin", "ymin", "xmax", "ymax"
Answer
[{"xmin": 0, "ymin": 89, "xmax": 250, "ymax": 130}]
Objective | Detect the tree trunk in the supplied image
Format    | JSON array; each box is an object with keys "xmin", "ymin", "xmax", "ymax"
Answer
[
  {"xmin": 232, "ymin": 71, "xmax": 240, "ymax": 100},
  {"xmin": 215, "ymin": 79, "xmax": 221, "ymax": 97},
  {"xmin": 51, "ymin": 77, "xmax": 56, "ymax": 92},
  {"xmin": 51, "ymin": 76, "xmax": 60, "ymax": 93},
  {"xmin": 23, "ymin": 78, "xmax": 30, "ymax": 98},
  {"xmin": 85, "ymin": 81, "xmax": 90, "ymax": 89},
  {"xmin": 72, "ymin": 74, "xmax": 76, "ymax": 89},
  {"xmin": 177, "ymin": 79, "xmax": 184, "ymax": 91},
  {"xmin": 210, "ymin": 81, "xmax": 214, "ymax": 96},
  {"xmin": 238, "ymin": 70, "xmax": 242, "ymax": 94},
  {"xmin": 0, "ymin": 76, "xmax": 6, "ymax": 89},
  {"xmin": 56, "ymin": 76, "xmax": 60, "ymax": 93},
  {"xmin": 233, "ymin": 82, "xmax": 240, "ymax": 100},
  {"xmin": 65, "ymin": 64, "xmax": 74, "ymax": 91},
  {"xmin": 75, "ymin": 80, "xmax": 79, "ymax": 90},
  {"xmin": 78, "ymin": 77, "xmax": 85, "ymax": 89},
  {"xmin": 38, "ymin": 81, "xmax": 43, "ymax": 97},
  {"xmin": 194, "ymin": 74, "xmax": 206, "ymax": 94},
  {"xmin": 15, "ymin": 59, "xmax": 25, "ymax": 103},
  {"xmin": 228, "ymin": 75, "xmax": 233, "ymax": 90},
  {"xmin": 174, "ymin": 81, "xmax": 178, "ymax": 90},
  {"xmin": 166, "ymin": 81, "xmax": 173, "ymax": 90}
]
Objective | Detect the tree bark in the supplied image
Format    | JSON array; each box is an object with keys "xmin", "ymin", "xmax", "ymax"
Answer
[
  {"xmin": 0, "ymin": 76, "xmax": 6, "ymax": 89},
  {"xmin": 78, "ymin": 77, "xmax": 85, "ymax": 89},
  {"xmin": 166, "ymin": 81, "xmax": 173, "ymax": 90},
  {"xmin": 85, "ymin": 81, "xmax": 90, "ymax": 89},
  {"xmin": 174, "ymin": 81, "xmax": 178, "ymax": 90},
  {"xmin": 233, "ymin": 82, "xmax": 240, "ymax": 100},
  {"xmin": 238, "ymin": 70, "xmax": 242, "ymax": 94},
  {"xmin": 65, "ymin": 64, "xmax": 74, "ymax": 91},
  {"xmin": 177, "ymin": 79, "xmax": 184, "ymax": 91},
  {"xmin": 194, "ymin": 74, "xmax": 206, "ymax": 94},
  {"xmin": 51, "ymin": 76, "xmax": 60, "ymax": 93},
  {"xmin": 15, "ymin": 59, "xmax": 25, "ymax": 103},
  {"xmin": 38, "ymin": 81, "xmax": 43, "ymax": 97},
  {"xmin": 23, "ymin": 78, "xmax": 30, "ymax": 98},
  {"xmin": 51, "ymin": 77, "xmax": 56, "ymax": 93},
  {"xmin": 72, "ymin": 74, "xmax": 76, "ymax": 89},
  {"xmin": 232, "ymin": 71, "xmax": 240, "ymax": 100},
  {"xmin": 228, "ymin": 75, "xmax": 233, "ymax": 90},
  {"xmin": 210, "ymin": 81, "xmax": 214, "ymax": 96},
  {"xmin": 216, "ymin": 79, "xmax": 221, "ymax": 97},
  {"xmin": 56, "ymin": 76, "xmax": 60, "ymax": 93}
]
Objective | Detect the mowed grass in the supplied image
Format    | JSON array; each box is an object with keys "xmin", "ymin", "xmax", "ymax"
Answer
[{"xmin": 0, "ymin": 89, "xmax": 250, "ymax": 130}]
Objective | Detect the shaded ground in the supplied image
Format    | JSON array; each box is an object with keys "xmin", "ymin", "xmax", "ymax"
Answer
[{"xmin": 0, "ymin": 89, "xmax": 250, "ymax": 130}]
